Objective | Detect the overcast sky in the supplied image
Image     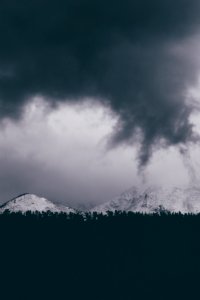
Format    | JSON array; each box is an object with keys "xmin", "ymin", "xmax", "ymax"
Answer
[{"xmin": 0, "ymin": 1, "xmax": 200, "ymax": 207}]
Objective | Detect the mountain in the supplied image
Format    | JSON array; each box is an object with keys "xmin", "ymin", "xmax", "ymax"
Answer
[
  {"xmin": 91, "ymin": 186, "xmax": 200, "ymax": 214},
  {"xmin": 0, "ymin": 193, "xmax": 75, "ymax": 214}
]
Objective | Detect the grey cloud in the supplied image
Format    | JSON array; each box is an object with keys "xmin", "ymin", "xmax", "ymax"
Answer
[
  {"xmin": 0, "ymin": 1, "xmax": 200, "ymax": 165},
  {"xmin": 0, "ymin": 103, "xmax": 137, "ymax": 206},
  {"xmin": 0, "ymin": 101, "xmax": 194, "ymax": 206}
]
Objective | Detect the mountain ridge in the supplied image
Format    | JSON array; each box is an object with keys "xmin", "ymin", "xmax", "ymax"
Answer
[
  {"xmin": 91, "ymin": 185, "xmax": 200, "ymax": 214},
  {"xmin": 0, "ymin": 193, "xmax": 75, "ymax": 214},
  {"xmin": 2, "ymin": 185, "xmax": 200, "ymax": 215}
]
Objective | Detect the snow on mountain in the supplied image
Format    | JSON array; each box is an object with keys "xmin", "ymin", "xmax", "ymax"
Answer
[
  {"xmin": 0, "ymin": 193, "xmax": 75, "ymax": 214},
  {"xmin": 91, "ymin": 186, "xmax": 200, "ymax": 214}
]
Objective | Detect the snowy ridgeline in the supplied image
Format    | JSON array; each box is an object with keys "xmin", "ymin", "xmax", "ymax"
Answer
[
  {"xmin": 1, "ymin": 186, "xmax": 200, "ymax": 214},
  {"xmin": 91, "ymin": 186, "xmax": 200, "ymax": 214},
  {"xmin": 0, "ymin": 193, "xmax": 75, "ymax": 214}
]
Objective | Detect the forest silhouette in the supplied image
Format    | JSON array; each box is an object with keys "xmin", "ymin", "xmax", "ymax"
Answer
[{"xmin": 0, "ymin": 210, "xmax": 200, "ymax": 299}]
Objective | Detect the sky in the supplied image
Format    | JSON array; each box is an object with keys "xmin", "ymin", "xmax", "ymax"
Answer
[{"xmin": 1, "ymin": 1, "xmax": 200, "ymax": 207}]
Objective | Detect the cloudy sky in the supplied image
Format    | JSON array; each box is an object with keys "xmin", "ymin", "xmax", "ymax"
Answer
[{"xmin": 1, "ymin": 0, "xmax": 200, "ymax": 207}]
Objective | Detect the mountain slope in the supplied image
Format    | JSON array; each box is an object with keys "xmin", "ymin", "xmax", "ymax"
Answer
[
  {"xmin": 0, "ymin": 193, "xmax": 75, "ymax": 213},
  {"xmin": 91, "ymin": 186, "xmax": 200, "ymax": 214}
]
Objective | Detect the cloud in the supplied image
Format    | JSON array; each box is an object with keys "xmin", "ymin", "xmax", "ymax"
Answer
[
  {"xmin": 0, "ymin": 99, "xmax": 137, "ymax": 206},
  {"xmin": 0, "ymin": 99, "xmax": 197, "ymax": 206},
  {"xmin": 0, "ymin": 0, "xmax": 200, "ymax": 165}
]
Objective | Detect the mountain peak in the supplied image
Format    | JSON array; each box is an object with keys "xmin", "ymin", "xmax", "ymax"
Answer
[
  {"xmin": 91, "ymin": 185, "xmax": 200, "ymax": 214},
  {"xmin": 0, "ymin": 193, "xmax": 75, "ymax": 214}
]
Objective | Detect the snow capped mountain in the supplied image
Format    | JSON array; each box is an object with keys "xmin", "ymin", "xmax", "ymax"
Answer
[
  {"xmin": 0, "ymin": 193, "xmax": 75, "ymax": 214},
  {"xmin": 91, "ymin": 186, "xmax": 200, "ymax": 214},
  {"xmin": 3, "ymin": 186, "xmax": 200, "ymax": 215}
]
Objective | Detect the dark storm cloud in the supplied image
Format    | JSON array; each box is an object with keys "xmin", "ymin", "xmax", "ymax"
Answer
[{"xmin": 0, "ymin": 0, "xmax": 200, "ymax": 165}]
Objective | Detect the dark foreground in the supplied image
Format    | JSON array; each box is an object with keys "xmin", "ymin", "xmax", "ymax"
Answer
[{"xmin": 1, "ymin": 211, "xmax": 200, "ymax": 299}]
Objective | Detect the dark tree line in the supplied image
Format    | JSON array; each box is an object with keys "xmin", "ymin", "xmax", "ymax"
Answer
[{"xmin": 0, "ymin": 210, "xmax": 200, "ymax": 299}]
